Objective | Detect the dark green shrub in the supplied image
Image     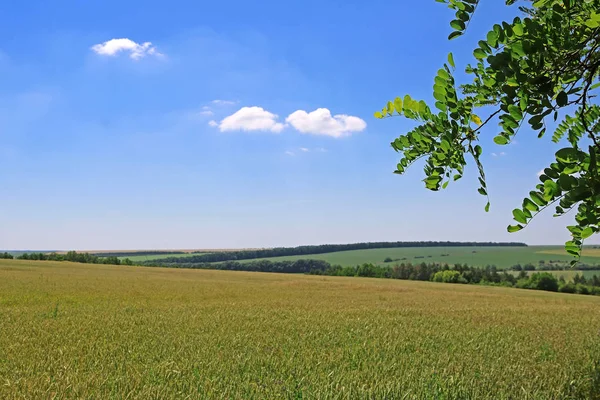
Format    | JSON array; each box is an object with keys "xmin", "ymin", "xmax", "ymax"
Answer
[
  {"xmin": 559, "ymin": 282, "xmax": 576, "ymax": 294},
  {"xmin": 576, "ymin": 284, "xmax": 590, "ymax": 295},
  {"xmin": 528, "ymin": 273, "xmax": 559, "ymax": 292}
]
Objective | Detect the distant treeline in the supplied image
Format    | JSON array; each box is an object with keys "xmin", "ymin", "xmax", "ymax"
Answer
[
  {"xmin": 15, "ymin": 251, "xmax": 134, "ymax": 265},
  {"xmin": 140, "ymin": 241, "xmax": 527, "ymax": 265},
  {"xmin": 0, "ymin": 252, "xmax": 14, "ymax": 259},
  {"xmin": 91, "ymin": 251, "xmax": 184, "ymax": 257},
  {"xmin": 511, "ymin": 262, "xmax": 600, "ymax": 271}
]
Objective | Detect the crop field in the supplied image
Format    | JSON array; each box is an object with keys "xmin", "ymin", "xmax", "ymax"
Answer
[
  {"xmin": 227, "ymin": 246, "xmax": 600, "ymax": 269},
  {"xmin": 1, "ymin": 259, "xmax": 600, "ymax": 399}
]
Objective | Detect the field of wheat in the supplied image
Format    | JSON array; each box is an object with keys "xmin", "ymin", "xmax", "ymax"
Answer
[{"xmin": 1, "ymin": 259, "xmax": 599, "ymax": 399}]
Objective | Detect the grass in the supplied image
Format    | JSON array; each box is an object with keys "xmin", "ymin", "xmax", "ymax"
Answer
[
  {"xmin": 225, "ymin": 245, "xmax": 600, "ymax": 268},
  {"xmin": 1, "ymin": 259, "xmax": 600, "ymax": 398}
]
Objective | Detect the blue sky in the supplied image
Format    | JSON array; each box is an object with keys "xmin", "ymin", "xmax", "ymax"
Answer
[{"xmin": 0, "ymin": 1, "xmax": 582, "ymax": 250}]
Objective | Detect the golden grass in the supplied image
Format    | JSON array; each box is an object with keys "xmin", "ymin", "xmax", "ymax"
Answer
[
  {"xmin": 1, "ymin": 259, "xmax": 599, "ymax": 399},
  {"xmin": 538, "ymin": 248, "xmax": 600, "ymax": 257}
]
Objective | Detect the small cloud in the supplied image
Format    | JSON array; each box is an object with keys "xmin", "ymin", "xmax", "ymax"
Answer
[
  {"xmin": 285, "ymin": 151, "xmax": 295, "ymax": 156},
  {"xmin": 200, "ymin": 110, "xmax": 214, "ymax": 116},
  {"xmin": 299, "ymin": 147, "xmax": 310, "ymax": 152},
  {"xmin": 218, "ymin": 106, "xmax": 285, "ymax": 133},
  {"xmin": 212, "ymin": 99, "xmax": 237, "ymax": 106},
  {"xmin": 491, "ymin": 152, "xmax": 506, "ymax": 157},
  {"xmin": 500, "ymin": 151, "xmax": 506, "ymax": 156},
  {"xmin": 91, "ymin": 38, "xmax": 163, "ymax": 60},
  {"xmin": 491, "ymin": 152, "xmax": 498, "ymax": 157},
  {"xmin": 208, "ymin": 120, "xmax": 218, "ymax": 127},
  {"xmin": 537, "ymin": 169, "xmax": 545, "ymax": 177},
  {"xmin": 202, "ymin": 106, "xmax": 212, "ymax": 111},
  {"xmin": 315, "ymin": 147, "xmax": 327, "ymax": 152},
  {"xmin": 286, "ymin": 108, "xmax": 366, "ymax": 138}
]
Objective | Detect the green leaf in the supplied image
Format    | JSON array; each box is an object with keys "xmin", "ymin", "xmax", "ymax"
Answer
[
  {"xmin": 394, "ymin": 97, "xmax": 403, "ymax": 114},
  {"xmin": 494, "ymin": 135, "xmax": 509, "ymax": 145},
  {"xmin": 582, "ymin": 227, "xmax": 594, "ymax": 239},
  {"xmin": 374, "ymin": 111, "xmax": 383, "ymax": 119},
  {"xmin": 478, "ymin": 187, "xmax": 487, "ymax": 196},
  {"xmin": 529, "ymin": 191, "xmax": 547, "ymax": 206},
  {"xmin": 448, "ymin": 31, "xmax": 463, "ymax": 40},
  {"xmin": 556, "ymin": 148, "xmax": 579, "ymax": 163},
  {"xmin": 507, "ymin": 224, "xmax": 524, "ymax": 233},
  {"xmin": 556, "ymin": 91, "xmax": 568, "ymax": 107},
  {"xmin": 437, "ymin": 69, "xmax": 450, "ymax": 81},
  {"xmin": 447, "ymin": 52, "xmax": 455, "ymax": 68},
  {"xmin": 508, "ymin": 105, "xmax": 522, "ymax": 121},
  {"xmin": 450, "ymin": 19, "xmax": 466, "ymax": 31},
  {"xmin": 486, "ymin": 30, "xmax": 499, "ymax": 47},
  {"xmin": 512, "ymin": 209, "xmax": 528, "ymax": 224},
  {"xmin": 523, "ymin": 198, "xmax": 539, "ymax": 212},
  {"xmin": 473, "ymin": 48, "xmax": 487, "ymax": 59},
  {"xmin": 485, "ymin": 202, "xmax": 490, "ymax": 212}
]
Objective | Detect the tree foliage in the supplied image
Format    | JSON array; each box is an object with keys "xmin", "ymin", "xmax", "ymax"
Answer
[{"xmin": 376, "ymin": 0, "xmax": 600, "ymax": 262}]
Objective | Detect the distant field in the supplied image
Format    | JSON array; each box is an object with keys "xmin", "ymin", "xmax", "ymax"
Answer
[
  {"xmin": 1, "ymin": 259, "xmax": 599, "ymax": 398},
  {"xmin": 226, "ymin": 246, "xmax": 600, "ymax": 269},
  {"xmin": 540, "ymin": 248, "xmax": 600, "ymax": 257}
]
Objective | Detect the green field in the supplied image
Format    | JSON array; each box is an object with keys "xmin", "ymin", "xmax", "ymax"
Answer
[
  {"xmin": 1, "ymin": 259, "xmax": 599, "ymax": 399},
  {"xmin": 224, "ymin": 246, "xmax": 600, "ymax": 269}
]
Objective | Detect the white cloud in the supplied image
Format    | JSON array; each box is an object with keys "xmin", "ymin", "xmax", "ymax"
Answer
[
  {"xmin": 500, "ymin": 152, "xmax": 506, "ymax": 156},
  {"xmin": 202, "ymin": 106, "xmax": 212, "ymax": 111},
  {"xmin": 200, "ymin": 110, "xmax": 214, "ymax": 116},
  {"xmin": 315, "ymin": 147, "xmax": 327, "ymax": 152},
  {"xmin": 492, "ymin": 151, "xmax": 507, "ymax": 157},
  {"xmin": 537, "ymin": 169, "xmax": 545, "ymax": 177},
  {"xmin": 218, "ymin": 106, "xmax": 285, "ymax": 133},
  {"xmin": 91, "ymin": 38, "xmax": 163, "ymax": 60},
  {"xmin": 208, "ymin": 120, "xmax": 218, "ymax": 127},
  {"xmin": 212, "ymin": 99, "xmax": 237, "ymax": 106},
  {"xmin": 299, "ymin": 147, "xmax": 310, "ymax": 152},
  {"xmin": 285, "ymin": 108, "xmax": 366, "ymax": 138},
  {"xmin": 285, "ymin": 151, "xmax": 295, "ymax": 156},
  {"xmin": 491, "ymin": 152, "xmax": 498, "ymax": 157}
]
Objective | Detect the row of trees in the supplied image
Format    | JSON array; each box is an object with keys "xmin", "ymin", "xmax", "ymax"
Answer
[
  {"xmin": 90, "ymin": 251, "xmax": 183, "ymax": 257},
  {"xmin": 0, "ymin": 252, "xmax": 14, "ymax": 259},
  {"xmin": 144, "ymin": 241, "xmax": 526, "ymax": 265},
  {"xmin": 152, "ymin": 259, "xmax": 331, "ymax": 274},
  {"xmin": 511, "ymin": 262, "xmax": 600, "ymax": 271},
  {"xmin": 16, "ymin": 251, "xmax": 134, "ymax": 265},
  {"xmin": 312, "ymin": 262, "xmax": 600, "ymax": 296}
]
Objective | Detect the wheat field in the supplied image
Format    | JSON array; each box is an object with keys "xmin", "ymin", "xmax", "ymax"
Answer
[{"xmin": 1, "ymin": 259, "xmax": 599, "ymax": 399}]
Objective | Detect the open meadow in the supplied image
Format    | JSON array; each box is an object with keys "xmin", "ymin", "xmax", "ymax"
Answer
[
  {"xmin": 225, "ymin": 245, "xmax": 600, "ymax": 269},
  {"xmin": 1, "ymin": 259, "xmax": 599, "ymax": 399}
]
